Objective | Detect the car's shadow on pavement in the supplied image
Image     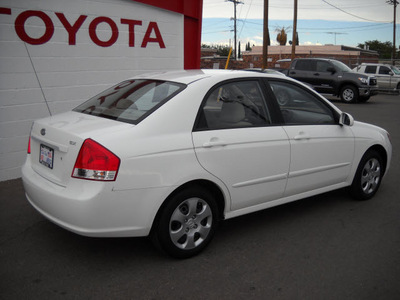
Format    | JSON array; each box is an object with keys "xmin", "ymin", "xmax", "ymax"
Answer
[{"xmin": 30, "ymin": 187, "xmax": 355, "ymax": 261}]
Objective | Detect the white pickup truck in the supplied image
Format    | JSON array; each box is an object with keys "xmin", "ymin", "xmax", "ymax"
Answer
[{"xmin": 353, "ymin": 63, "xmax": 400, "ymax": 91}]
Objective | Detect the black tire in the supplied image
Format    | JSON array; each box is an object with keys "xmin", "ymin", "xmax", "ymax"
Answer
[
  {"xmin": 340, "ymin": 85, "xmax": 358, "ymax": 103},
  {"xmin": 350, "ymin": 150, "xmax": 383, "ymax": 200},
  {"xmin": 152, "ymin": 186, "xmax": 219, "ymax": 258}
]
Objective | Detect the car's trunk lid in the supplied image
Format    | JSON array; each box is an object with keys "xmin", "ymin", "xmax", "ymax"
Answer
[{"xmin": 29, "ymin": 111, "xmax": 133, "ymax": 187}]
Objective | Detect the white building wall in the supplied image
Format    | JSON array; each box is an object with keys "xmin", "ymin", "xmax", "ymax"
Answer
[{"xmin": 0, "ymin": 0, "xmax": 184, "ymax": 181}]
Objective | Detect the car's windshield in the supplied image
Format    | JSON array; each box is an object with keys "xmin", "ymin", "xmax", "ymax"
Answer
[
  {"xmin": 330, "ymin": 60, "xmax": 352, "ymax": 72},
  {"xmin": 391, "ymin": 66, "xmax": 400, "ymax": 75},
  {"xmin": 73, "ymin": 80, "xmax": 185, "ymax": 124}
]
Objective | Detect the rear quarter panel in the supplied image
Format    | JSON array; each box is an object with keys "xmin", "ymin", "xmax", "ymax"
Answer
[{"xmin": 92, "ymin": 80, "xmax": 232, "ymax": 217}]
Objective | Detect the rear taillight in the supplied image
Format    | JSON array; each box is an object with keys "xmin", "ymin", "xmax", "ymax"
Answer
[
  {"xmin": 72, "ymin": 139, "xmax": 120, "ymax": 181},
  {"xmin": 27, "ymin": 136, "xmax": 31, "ymax": 154}
]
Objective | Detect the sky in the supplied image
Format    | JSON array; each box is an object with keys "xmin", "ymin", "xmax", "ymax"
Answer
[{"xmin": 201, "ymin": 0, "xmax": 398, "ymax": 49}]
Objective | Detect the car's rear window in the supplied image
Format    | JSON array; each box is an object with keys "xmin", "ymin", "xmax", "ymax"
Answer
[{"xmin": 73, "ymin": 80, "xmax": 185, "ymax": 124}]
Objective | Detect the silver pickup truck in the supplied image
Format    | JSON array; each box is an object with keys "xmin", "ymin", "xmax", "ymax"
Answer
[{"xmin": 353, "ymin": 63, "xmax": 400, "ymax": 91}]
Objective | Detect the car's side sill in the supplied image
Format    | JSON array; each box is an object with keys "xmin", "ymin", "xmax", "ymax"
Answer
[{"xmin": 224, "ymin": 182, "xmax": 349, "ymax": 220}]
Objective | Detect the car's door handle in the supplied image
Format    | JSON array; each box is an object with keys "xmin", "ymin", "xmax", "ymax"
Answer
[
  {"xmin": 294, "ymin": 132, "xmax": 311, "ymax": 140},
  {"xmin": 290, "ymin": 71, "xmax": 296, "ymax": 75},
  {"xmin": 203, "ymin": 139, "xmax": 227, "ymax": 148},
  {"xmin": 313, "ymin": 73, "xmax": 320, "ymax": 76}
]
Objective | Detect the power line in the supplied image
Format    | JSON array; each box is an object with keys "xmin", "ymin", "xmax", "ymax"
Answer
[
  {"xmin": 322, "ymin": 0, "xmax": 390, "ymax": 23},
  {"xmin": 240, "ymin": 19, "xmax": 391, "ymax": 31},
  {"xmin": 238, "ymin": 0, "xmax": 254, "ymax": 39},
  {"xmin": 203, "ymin": 30, "xmax": 232, "ymax": 35}
]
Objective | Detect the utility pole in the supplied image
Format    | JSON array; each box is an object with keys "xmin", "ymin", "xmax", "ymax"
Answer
[
  {"xmin": 262, "ymin": 0, "xmax": 269, "ymax": 69},
  {"xmin": 291, "ymin": 0, "xmax": 297, "ymax": 61},
  {"xmin": 228, "ymin": 0, "xmax": 243, "ymax": 60},
  {"xmin": 387, "ymin": 0, "xmax": 399, "ymax": 65}
]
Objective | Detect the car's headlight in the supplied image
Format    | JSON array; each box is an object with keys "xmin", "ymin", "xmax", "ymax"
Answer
[{"xmin": 358, "ymin": 77, "xmax": 368, "ymax": 84}]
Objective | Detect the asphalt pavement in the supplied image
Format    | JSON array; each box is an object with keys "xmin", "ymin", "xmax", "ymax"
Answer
[{"xmin": 1, "ymin": 93, "xmax": 399, "ymax": 300}]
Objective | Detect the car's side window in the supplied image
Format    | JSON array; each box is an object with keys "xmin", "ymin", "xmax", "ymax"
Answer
[
  {"xmin": 316, "ymin": 61, "xmax": 331, "ymax": 72},
  {"xmin": 379, "ymin": 66, "xmax": 391, "ymax": 75},
  {"xmin": 295, "ymin": 60, "xmax": 315, "ymax": 71},
  {"xmin": 269, "ymin": 81, "xmax": 336, "ymax": 125},
  {"xmin": 365, "ymin": 66, "xmax": 377, "ymax": 74},
  {"xmin": 196, "ymin": 80, "xmax": 271, "ymax": 130}
]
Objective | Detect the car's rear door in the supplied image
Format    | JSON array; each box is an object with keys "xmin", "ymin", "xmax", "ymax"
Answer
[
  {"xmin": 288, "ymin": 59, "xmax": 314, "ymax": 86},
  {"xmin": 192, "ymin": 79, "xmax": 290, "ymax": 211}
]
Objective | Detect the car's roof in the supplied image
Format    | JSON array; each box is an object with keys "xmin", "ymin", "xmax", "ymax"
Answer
[
  {"xmin": 294, "ymin": 58, "xmax": 333, "ymax": 61},
  {"xmin": 359, "ymin": 63, "xmax": 391, "ymax": 66},
  {"xmin": 133, "ymin": 69, "xmax": 279, "ymax": 85}
]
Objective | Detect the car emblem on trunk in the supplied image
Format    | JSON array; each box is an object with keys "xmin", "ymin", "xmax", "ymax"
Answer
[{"xmin": 40, "ymin": 128, "xmax": 46, "ymax": 136}]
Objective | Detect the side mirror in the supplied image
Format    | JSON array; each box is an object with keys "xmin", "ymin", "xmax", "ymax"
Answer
[
  {"xmin": 327, "ymin": 67, "xmax": 336, "ymax": 74},
  {"xmin": 339, "ymin": 112, "xmax": 354, "ymax": 126},
  {"xmin": 389, "ymin": 71, "xmax": 394, "ymax": 76}
]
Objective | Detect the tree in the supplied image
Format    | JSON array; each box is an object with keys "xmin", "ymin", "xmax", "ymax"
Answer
[
  {"xmin": 245, "ymin": 42, "xmax": 252, "ymax": 51},
  {"xmin": 275, "ymin": 26, "xmax": 290, "ymax": 46},
  {"xmin": 215, "ymin": 45, "xmax": 231, "ymax": 56},
  {"xmin": 201, "ymin": 43, "xmax": 231, "ymax": 56},
  {"xmin": 357, "ymin": 40, "xmax": 394, "ymax": 59},
  {"xmin": 201, "ymin": 43, "xmax": 212, "ymax": 49},
  {"xmin": 238, "ymin": 41, "xmax": 241, "ymax": 58}
]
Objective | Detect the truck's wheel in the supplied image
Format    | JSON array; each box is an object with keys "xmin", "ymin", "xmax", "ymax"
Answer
[{"xmin": 340, "ymin": 85, "xmax": 358, "ymax": 103}]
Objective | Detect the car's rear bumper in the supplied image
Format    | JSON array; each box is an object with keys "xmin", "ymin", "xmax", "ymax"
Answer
[{"xmin": 22, "ymin": 160, "xmax": 167, "ymax": 237}]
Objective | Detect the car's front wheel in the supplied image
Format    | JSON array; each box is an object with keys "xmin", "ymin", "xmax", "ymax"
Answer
[
  {"xmin": 350, "ymin": 150, "xmax": 384, "ymax": 200},
  {"xmin": 340, "ymin": 85, "xmax": 358, "ymax": 103},
  {"xmin": 152, "ymin": 186, "xmax": 219, "ymax": 258}
]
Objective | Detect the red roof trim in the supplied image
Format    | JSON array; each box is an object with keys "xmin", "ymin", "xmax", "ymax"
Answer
[
  {"xmin": 132, "ymin": 0, "xmax": 201, "ymax": 19},
  {"xmin": 132, "ymin": 0, "xmax": 202, "ymax": 69}
]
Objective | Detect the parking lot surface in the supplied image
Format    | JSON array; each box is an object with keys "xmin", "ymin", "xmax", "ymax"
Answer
[{"xmin": 1, "ymin": 94, "xmax": 399, "ymax": 300}]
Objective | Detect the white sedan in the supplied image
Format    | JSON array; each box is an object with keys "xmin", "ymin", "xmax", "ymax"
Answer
[{"xmin": 22, "ymin": 70, "xmax": 392, "ymax": 258}]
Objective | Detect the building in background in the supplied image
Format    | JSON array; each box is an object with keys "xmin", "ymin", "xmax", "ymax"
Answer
[{"xmin": 201, "ymin": 45, "xmax": 379, "ymax": 70}]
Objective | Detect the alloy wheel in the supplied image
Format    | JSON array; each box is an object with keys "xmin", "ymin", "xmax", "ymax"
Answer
[
  {"xmin": 360, "ymin": 158, "xmax": 381, "ymax": 195},
  {"xmin": 169, "ymin": 197, "xmax": 213, "ymax": 250}
]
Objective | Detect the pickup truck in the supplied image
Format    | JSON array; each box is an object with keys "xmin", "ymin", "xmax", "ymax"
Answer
[
  {"xmin": 284, "ymin": 58, "xmax": 378, "ymax": 103},
  {"xmin": 353, "ymin": 63, "xmax": 400, "ymax": 91}
]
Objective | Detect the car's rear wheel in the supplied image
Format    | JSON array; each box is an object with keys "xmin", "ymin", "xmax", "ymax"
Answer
[
  {"xmin": 350, "ymin": 150, "xmax": 383, "ymax": 200},
  {"xmin": 340, "ymin": 85, "xmax": 358, "ymax": 103},
  {"xmin": 152, "ymin": 186, "xmax": 219, "ymax": 258}
]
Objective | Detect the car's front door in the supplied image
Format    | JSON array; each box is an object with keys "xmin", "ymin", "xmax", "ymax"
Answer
[
  {"xmin": 309, "ymin": 60, "xmax": 337, "ymax": 94},
  {"xmin": 268, "ymin": 80, "xmax": 355, "ymax": 197},
  {"xmin": 377, "ymin": 66, "xmax": 392, "ymax": 89},
  {"xmin": 192, "ymin": 80, "xmax": 290, "ymax": 211}
]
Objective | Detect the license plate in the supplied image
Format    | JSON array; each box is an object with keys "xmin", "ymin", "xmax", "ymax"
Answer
[{"xmin": 39, "ymin": 144, "xmax": 54, "ymax": 169}]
